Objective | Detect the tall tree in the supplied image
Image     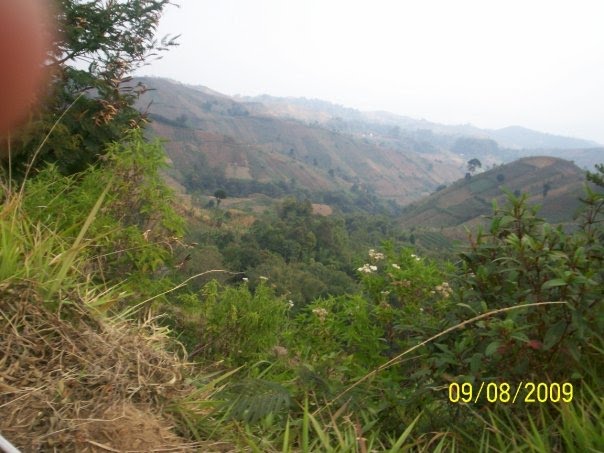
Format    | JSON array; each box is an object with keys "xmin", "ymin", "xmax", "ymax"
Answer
[
  {"xmin": 467, "ymin": 158, "xmax": 482, "ymax": 175},
  {"xmin": 214, "ymin": 189, "xmax": 227, "ymax": 207},
  {"xmin": 587, "ymin": 163, "xmax": 604, "ymax": 188},
  {"xmin": 6, "ymin": 0, "xmax": 178, "ymax": 174}
]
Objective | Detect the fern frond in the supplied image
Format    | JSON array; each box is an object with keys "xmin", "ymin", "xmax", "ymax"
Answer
[{"xmin": 223, "ymin": 379, "xmax": 291, "ymax": 424}]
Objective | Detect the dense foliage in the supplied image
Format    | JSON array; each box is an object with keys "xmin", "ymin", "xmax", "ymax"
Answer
[
  {"xmin": 5, "ymin": 123, "xmax": 603, "ymax": 450},
  {"xmin": 1, "ymin": 2, "xmax": 602, "ymax": 450},
  {"xmin": 164, "ymin": 181, "xmax": 603, "ymax": 449},
  {"xmin": 7, "ymin": 0, "xmax": 177, "ymax": 174},
  {"xmin": 20, "ymin": 131, "xmax": 183, "ymax": 305}
]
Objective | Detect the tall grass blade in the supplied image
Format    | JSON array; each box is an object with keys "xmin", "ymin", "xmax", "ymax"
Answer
[
  {"xmin": 281, "ymin": 416, "xmax": 291, "ymax": 453},
  {"xmin": 307, "ymin": 410, "xmax": 333, "ymax": 452},
  {"xmin": 302, "ymin": 396, "xmax": 310, "ymax": 453},
  {"xmin": 387, "ymin": 413, "xmax": 420, "ymax": 452},
  {"xmin": 47, "ymin": 177, "xmax": 113, "ymax": 297}
]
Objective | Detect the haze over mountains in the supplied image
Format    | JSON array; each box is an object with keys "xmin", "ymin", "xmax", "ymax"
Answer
[
  {"xmin": 136, "ymin": 76, "xmax": 602, "ymax": 218},
  {"xmin": 239, "ymin": 93, "xmax": 601, "ymax": 150},
  {"xmin": 237, "ymin": 92, "xmax": 602, "ymax": 170},
  {"xmin": 138, "ymin": 77, "xmax": 462, "ymax": 206}
]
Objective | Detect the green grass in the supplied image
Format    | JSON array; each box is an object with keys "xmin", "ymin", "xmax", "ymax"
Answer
[
  {"xmin": 468, "ymin": 177, "xmax": 496, "ymax": 193},
  {"xmin": 461, "ymin": 383, "xmax": 604, "ymax": 452},
  {"xmin": 415, "ymin": 230, "xmax": 454, "ymax": 251}
]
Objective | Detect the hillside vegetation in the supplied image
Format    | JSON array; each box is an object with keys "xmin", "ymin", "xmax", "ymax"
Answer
[
  {"xmin": 1, "ymin": 3, "xmax": 603, "ymax": 451},
  {"xmin": 135, "ymin": 77, "xmax": 602, "ymax": 221},
  {"xmin": 3, "ymin": 139, "xmax": 603, "ymax": 450},
  {"xmin": 136, "ymin": 77, "xmax": 466, "ymax": 206},
  {"xmin": 399, "ymin": 156, "xmax": 591, "ymax": 235}
]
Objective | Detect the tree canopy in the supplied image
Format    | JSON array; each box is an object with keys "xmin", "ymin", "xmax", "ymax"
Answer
[
  {"xmin": 467, "ymin": 157, "xmax": 482, "ymax": 174},
  {"xmin": 5, "ymin": 0, "xmax": 178, "ymax": 174}
]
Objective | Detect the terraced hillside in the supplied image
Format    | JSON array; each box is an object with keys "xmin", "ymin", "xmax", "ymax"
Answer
[
  {"xmin": 399, "ymin": 156, "xmax": 593, "ymax": 233},
  {"xmin": 242, "ymin": 96, "xmax": 603, "ymax": 169},
  {"xmin": 135, "ymin": 77, "xmax": 465, "ymax": 206}
]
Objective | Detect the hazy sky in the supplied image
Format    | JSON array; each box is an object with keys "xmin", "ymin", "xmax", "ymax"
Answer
[{"xmin": 138, "ymin": 0, "xmax": 604, "ymax": 144}]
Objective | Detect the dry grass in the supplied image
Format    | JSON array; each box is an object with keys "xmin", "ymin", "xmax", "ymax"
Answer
[
  {"xmin": 0, "ymin": 282, "xmax": 231, "ymax": 452},
  {"xmin": 311, "ymin": 203, "xmax": 333, "ymax": 217}
]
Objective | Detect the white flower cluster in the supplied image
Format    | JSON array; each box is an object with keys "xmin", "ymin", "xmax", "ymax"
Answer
[
  {"xmin": 433, "ymin": 282, "xmax": 453, "ymax": 298},
  {"xmin": 287, "ymin": 300, "xmax": 294, "ymax": 309},
  {"xmin": 368, "ymin": 249, "xmax": 385, "ymax": 261},
  {"xmin": 391, "ymin": 263, "xmax": 400, "ymax": 270},
  {"xmin": 357, "ymin": 263, "xmax": 378, "ymax": 273},
  {"xmin": 312, "ymin": 307, "xmax": 328, "ymax": 322},
  {"xmin": 410, "ymin": 254, "xmax": 421, "ymax": 261}
]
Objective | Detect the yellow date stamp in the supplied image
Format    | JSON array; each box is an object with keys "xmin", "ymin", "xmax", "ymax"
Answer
[{"xmin": 448, "ymin": 382, "xmax": 573, "ymax": 404}]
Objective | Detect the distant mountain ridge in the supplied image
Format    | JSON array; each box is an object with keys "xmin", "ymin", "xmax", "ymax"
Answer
[
  {"xmin": 487, "ymin": 125, "xmax": 600, "ymax": 150},
  {"xmin": 239, "ymin": 94, "xmax": 601, "ymax": 152},
  {"xmin": 136, "ymin": 77, "xmax": 469, "ymax": 207},
  {"xmin": 134, "ymin": 77, "xmax": 601, "ymax": 216}
]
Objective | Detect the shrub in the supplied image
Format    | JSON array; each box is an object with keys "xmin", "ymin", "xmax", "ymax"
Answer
[
  {"xmin": 183, "ymin": 280, "xmax": 289, "ymax": 365},
  {"xmin": 21, "ymin": 130, "xmax": 183, "ymax": 300},
  {"xmin": 440, "ymin": 191, "xmax": 603, "ymax": 383}
]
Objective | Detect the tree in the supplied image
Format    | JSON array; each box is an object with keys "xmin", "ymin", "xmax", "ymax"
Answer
[
  {"xmin": 277, "ymin": 198, "xmax": 313, "ymax": 223},
  {"xmin": 214, "ymin": 189, "xmax": 227, "ymax": 207},
  {"xmin": 587, "ymin": 163, "xmax": 604, "ymax": 187},
  {"xmin": 467, "ymin": 158, "xmax": 482, "ymax": 175},
  {"xmin": 6, "ymin": 0, "xmax": 178, "ymax": 174}
]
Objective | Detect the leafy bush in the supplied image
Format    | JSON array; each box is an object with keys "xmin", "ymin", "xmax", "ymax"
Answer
[
  {"xmin": 21, "ymin": 130, "xmax": 183, "ymax": 302},
  {"xmin": 179, "ymin": 280, "xmax": 289, "ymax": 365},
  {"xmin": 212, "ymin": 185, "xmax": 603, "ymax": 448},
  {"xmin": 435, "ymin": 190, "xmax": 604, "ymax": 383},
  {"xmin": 287, "ymin": 294, "xmax": 386, "ymax": 380}
]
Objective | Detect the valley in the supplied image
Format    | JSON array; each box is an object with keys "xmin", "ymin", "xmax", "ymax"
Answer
[
  {"xmin": 137, "ymin": 76, "xmax": 601, "ymax": 230},
  {"xmin": 2, "ymin": 0, "xmax": 603, "ymax": 448}
]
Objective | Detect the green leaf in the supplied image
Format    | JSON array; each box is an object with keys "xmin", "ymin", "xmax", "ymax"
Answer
[
  {"xmin": 485, "ymin": 341, "xmax": 501, "ymax": 357},
  {"xmin": 387, "ymin": 413, "xmax": 420, "ymax": 452},
  {"xmin": 542, "ymin": 278, "xmax": 567, "ymax": 289},
  {"xmin": 470, "ymin": 354, "xmax": 483, "ymax": 373},
  {"xmin": 457, "ymin": 303, "xmax": 477, "ymax": 314},
  {"xmin": 542, "ymin": 320, "xmax": 567, "ymax": 351},
  {"xmin": 225, "ymin": 379, "xmax": 291, "ymax": 424},
  {"xmin": 500, "ymin": 215, "xmax": 516, "ymax": 227},
  {"xmin": 434, "ymin": 343, "xmax": 451, "ymax": 354},
  {"xmin": 511, "ymin": 332, "xmax": 529, "ymax": 343}
]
